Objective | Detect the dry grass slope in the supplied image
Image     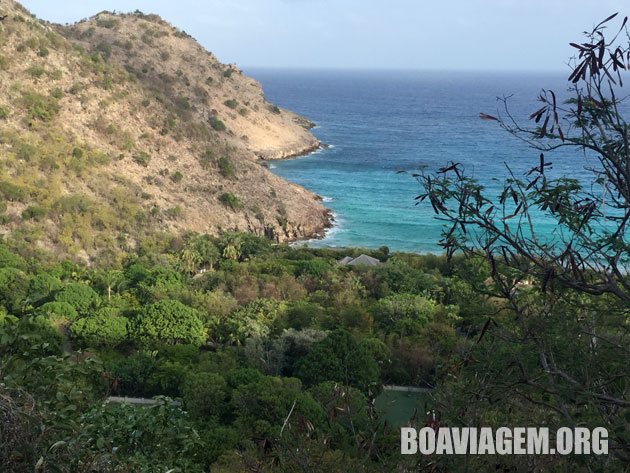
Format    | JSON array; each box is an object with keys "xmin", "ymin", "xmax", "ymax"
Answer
[{"xmin": 0, "ymin": 0, "xmax": 330, "ymax": 262}]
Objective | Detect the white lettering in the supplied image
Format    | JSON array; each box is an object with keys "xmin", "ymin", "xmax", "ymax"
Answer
[
  {"xmin": 574, "ymin": 427, "xmax": 590, "ymax": 454},
  {"xmin": 451, "ymin": 427, "xmax": 470, "ymax": 454},
  {"xmin": 400, "ymin": 427, "xmax": 417, "ymax": 454},
  {"xmin": 556, "ymin": 427, "xmax": 573, "ymax": 455},
  {"xmin": 418, "ymin": 427, "xmax": 436, "ymax": 455},
  {"xmin": 513, "ymin": 427, "xmax": 526, "ymax": 454},
  {"xmin": 435, "ymin": 428, "xmax": 453, "ymax": 455},
  {"xmin": 592, "ymin": 427, "xmax": 608, "ymax": 455},
  {"xmin": 527, "ymin": 427, "xmax": 548, "ymax": 454},
  {"xmin": 477, "ymin": 427, "xmax": 495, "ymax": 455},
  {"xmin": 495, "ymin": 427, "xmax": 512, "ymax": 455}
]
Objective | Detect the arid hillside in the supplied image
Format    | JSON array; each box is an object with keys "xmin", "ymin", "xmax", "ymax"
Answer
[{"xmin": 0, "ymin": 0, "xmax": 330, "ymax": 261}]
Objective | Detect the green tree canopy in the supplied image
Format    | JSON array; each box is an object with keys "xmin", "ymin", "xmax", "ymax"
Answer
[
  {"xmin": 295, "ymin": 329, "xmax": 379, "ymax": 394},
  {"xmin": 372, "ymin": 293, "xmax": 453, "ymax": 336},
  {"xmin": 27, "ymin": 273, "xmax": 62, "ymax": 305},
  {"xmin": 0, "ymin": 267, "xmax": 30, "ymax": 314},
  {"xmin": 131, "ymin": 299, "xmax": 206, "ymax": 347},
  {"xmin": 71, "ymin": 311, "xmax": 128, "ymax": 347},
  {"xmin": 36, "ymin": 301, "xmax": 79, "ymax": 321},
  {"xmin": 231, "ymin": 375, "xmax": 324, "ymax": 439},
  {"xmin": 54, "ymin": 283, "xmax": 101, "ymax": 315},
  {"xmin": 181, "ymin": 372, "xmax": 228, "ymax": 420}
]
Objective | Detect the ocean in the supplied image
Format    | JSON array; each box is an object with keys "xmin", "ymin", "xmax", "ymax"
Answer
[{"xmin": 247, "ymin": 69, "xmax": 597, "ymax": 253}]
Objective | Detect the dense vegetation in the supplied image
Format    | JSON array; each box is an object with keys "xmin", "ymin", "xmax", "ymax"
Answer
[
  {"xmin": 1, "ymin": 227, "xmax": 626, "ymax": 471},
  {"xmin": 0, "ymin": 233, "xmax": 473, "ymax": 472},
  {"xmin": 0, "ymin": 7, "xmax": 627, "ymax": 473}
]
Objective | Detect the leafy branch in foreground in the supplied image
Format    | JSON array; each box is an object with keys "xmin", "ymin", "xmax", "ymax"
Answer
[
  {"xmin": 417, "ymin": 14, "xmax": 630, "ymax": 468},
  {"xmin": 420, "ymin": 13, "xmax": 630, "ymax": 302}
]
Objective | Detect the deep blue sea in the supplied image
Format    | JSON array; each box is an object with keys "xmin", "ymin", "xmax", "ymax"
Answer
[{"xmin": 247, "ymin": 69, "xmax": 596, "ymax": 253}]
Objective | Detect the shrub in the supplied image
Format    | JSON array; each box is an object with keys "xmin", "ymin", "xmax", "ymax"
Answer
[
  {"xmin": 49, "ymin": 87, "xmax": 63, "ymax": 100},
  {"xmin": 211, "ymin": 298, "xmax": 286, "ymax": 345},
  {"xmin": 36, "ymin": 301, "xmax": 79, "ymax": 321},
  {"xmin": 164, "ymin": 206, "xmax": 182, "ymax": 219},
  {"xmin": 210, "ymin": 117, "xmax": 226, "ymax": 132},
  {"xmin": 0, "ymin": 246, "xmax": 26, "ymax": 270},
  {"xmin": 310, "ymin": 381, "xmax": 370, "ymax": 448},
  {"xmin": 21, "ymin": 91, "xmax": 59, "ymax": 122},
  {"xmin": 132, "ymin": 151, "xmax": 151, "ymax": 166},
  {"xmin": 191, "ymin": 290, "xmax": 237, "ymax": 324},
  {"xmin": 55, "ymin": 194, "xmax": 92, "ymax": 214},
  {"xmin": 280, "ymin": 328, "xmax": 328, "ymax": 376},
  {"xmin": 131, "ymin": 299, "xmax": 206, "ymax": 347},
  {"xmin": 27, "ymin": 273, "xmax": 62, "ymax": 304},
  {"xmin": 173, "ymin": 96, "xmax": 191, "ymax": 116},
  {"xmin": 294, "ymin": 259, "xmax": 332, "ymax": 278},
  {"xmin": 21, "ymin": 205, "xmax": 47, "ymax": 221},
  {"xmin": 105, "ymin": 352, "xmax": 157, "ymax": 396},
  {"xmin": 199, "ymin": 150, "xmax": 213, "ymax": 169},
  {"xmin": 96, "ymin": 17, "xmax": 120, "ymax": 29},
  {"xmin": 197, "ymin": 426, "xmax": 240, "ymax": 466},
  {"xmin": 157, "ymin": 115, "xmax": 175, "ymax": 136},
  {"xmin": 195, "ymin": 350, "xmax": 240, "ymax": 376},
  {"xmin": 217, "ymin": 155, "xmax": 235, "ymax": 178},
  {"xmin": 225, "ymin": 367, "xmax": 265, "ymax": 388},
  {"xmin": 224, "ymin": 99, "xmax": 237, "ymax": 109},
  {"xmin": 239, "ymin": 233, "xmax": 273, "ymax": 259},
  {"xmin": 231, "ymin": 376, "xmax": 324, "ymax": 438},
  {"xmin": 146, "ymin": 360, "xmax": 188, "ymax": 396},
  {"xmin": 384, "ymin": 337, "xmax": 434, "ymax": 385},
  {"xmin": 30, "ymin": 316, "xmax": 64, "ymax": 354},
  {"xmin": 170, "ymin": 171, "xmax": 183, "ymax": 183},
  {"xmin": 284, "ymin": 302, "xmax": 325, "ymax": 330},
  {"xmin": 0, "ymin": 181, "xmax": 26, "ymax": 202},
  {"xmin": 156, "ymin": 344, "xmax": 200, "ymax": 364},
  {"xmin": 54, "ymin": 283, "xmax": 101, "ymax": 315},
  {"xmin": 0, "ymin": 106, "xmax": 9, "ymax": 120},
  {"xmin": 181, "ymin": 372, "xmax": 228, "ymax": 419},
  {"xmin": 338, "ymin": 305, "xmax": 373, "ymax": 332},
  {"xmin": 0, "ymin": 315, "xmax": 63, "ymax": 356},
  {"xmin": 372, "ymin": 293, "xmax": 443, "ymax": 336},
  {"xmin": 0, "ymin": 268, "xmax": 30, "ymax": 315},
  {"xmin": 26, "ymin": 65, "xmax": 46, "ymax": 78},
  {"xmin": 71, "ymin": 313, "xmax": 128, "ymax": 347},
  {"xmin": 295, "ymin": 329, "xmax": 379, "ymax": 393},
  {"xmin": 14, "ymin": 141, "xmax": 37, "ymax": 161},
  {"xmin": 218, "ymin": 192, "xmax": 241, "ymax": 210}
]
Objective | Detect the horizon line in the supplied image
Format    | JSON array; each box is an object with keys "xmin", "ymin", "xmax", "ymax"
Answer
[{"xmin": 241, "ymin": 65, "xmax": 571, "ymax": 75}]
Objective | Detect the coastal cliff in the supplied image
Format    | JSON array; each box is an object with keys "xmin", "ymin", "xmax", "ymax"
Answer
[{"xmin": 0, "ymin": 0, "xmax": 330, "ymax": 260}]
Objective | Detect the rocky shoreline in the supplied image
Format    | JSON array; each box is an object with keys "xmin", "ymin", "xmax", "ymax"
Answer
[
  {"xmin": 255, "ymin": 138, "xmax": 324, "ymax": 161},
  {"xmin": 258, "ymin": 132, "xmax": 335, "ymax": 244}
]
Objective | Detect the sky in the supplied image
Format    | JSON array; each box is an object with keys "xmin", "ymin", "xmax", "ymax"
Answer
[{"xmin": 19, "ymin": 0, "xmax": 628, "ymax": 71}]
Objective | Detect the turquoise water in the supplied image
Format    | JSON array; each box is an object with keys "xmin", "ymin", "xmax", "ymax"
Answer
[{"xmin": 247, "ymin": 69, "xmax": 598, "ymax": 253}]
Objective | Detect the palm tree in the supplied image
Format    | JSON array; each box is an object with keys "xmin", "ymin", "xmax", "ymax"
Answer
[
  {"xmin": 179, "ymin": 247, "xmax": 202, "ymax": 275},
  {"xmin": 101, "ymin": 269, "xmax": 123, "ymax": 301},
  {"xmin": 220, "ymin": 233, "xmax": 242, "ymax": 261}
]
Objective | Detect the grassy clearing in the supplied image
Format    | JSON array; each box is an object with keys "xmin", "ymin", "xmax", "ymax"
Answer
[{"xmin": 375, "ymin": 389, "xmax": 433, "ymax": 427}]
